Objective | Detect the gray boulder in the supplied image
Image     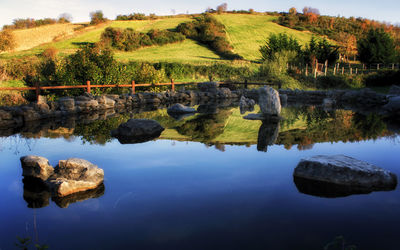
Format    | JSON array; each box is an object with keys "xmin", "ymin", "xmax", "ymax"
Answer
[
  {"xmin": 59, "ymin": 97, "xmax": 75, "ymax": 112},
  {"xmin": 20, "ymin": 155, "xmax": 54, "ymax": 181},
  {"xmin": 388, "ymin": 85, "xmax": 400, "ymax": 96},
  {"xmin": 294, "ymin": 155, "xmax": 397, "ymax": 190},
  {"xmin": 382, "ymin": 96, "xmax": 400, "ymax": 114},
  {"xmin": 111, "ymin": 119, "xmax": 165, "ymax": 144},
  {"xmin": 258, "ymin": 86, "xmax": 281, "ymax": 116},
  {"xmin": 47, "ymin": 158, "xmax": 104, "ymax": 197},
  {"xmin": 167, "ymin": 103, "xmax": 196, "ymax": 114},
  {"xmin": 198, "ymin": 82, "xmax": 219, "ymax": 93}
]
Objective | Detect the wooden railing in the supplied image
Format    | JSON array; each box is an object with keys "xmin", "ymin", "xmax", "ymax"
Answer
[{"xmin": 0, "ymin": 79, "xmax": 280, "ymax": 101}]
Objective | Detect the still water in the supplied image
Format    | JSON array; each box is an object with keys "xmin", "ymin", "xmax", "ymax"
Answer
[{"xmin": 0, "ymin": 106, "xmax": 399, "ymax": 250}]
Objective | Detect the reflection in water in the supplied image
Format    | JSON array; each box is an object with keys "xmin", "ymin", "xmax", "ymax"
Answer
[
  {"xmin": 257, "ymin": 120, "xmax": 280, "ymax": 152},
  {"xmin": 23, "ymin": 177, "xmax": 51, "ymax": 208},
  {"xmin": 293, "ymin": 176, "xmax": 396, "ymax": 198},
  {"xmin": 22, "ymin": 177, "xmax": 105, "ymax": 209},
  {"xmin": 0, "ymin": 105, "xmax": 397, "ymax": 151}
]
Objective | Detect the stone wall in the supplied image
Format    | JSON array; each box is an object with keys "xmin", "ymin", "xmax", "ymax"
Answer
[{"xmin": 0, "ymin": 86, "xmax": 240, "ymax": 130}]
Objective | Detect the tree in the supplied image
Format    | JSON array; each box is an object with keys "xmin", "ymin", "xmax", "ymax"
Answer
[
  {"xmin": 90, "ymin": 10, "xmax": 107, "ymax": 25},
  {"xmin": 357, "ymin": 28, "xmax": 397, "ymax": 64},
  {"xmin": 259, "ymin": 33, "xmax": 301, "ymax": 61},
  {"xmin": 58, "ymin": 13, "xmax": 72, "ymax": 23},
  {"xmin": 303, "ymin": 36, "xmax": 339, "ymax": 64},
  {"xmin": 289, "ymin": 7, "xmax": 297, "ymax": 15},
  {"xmin": 216, "ymin": 3, "xmax": 228, "ymax": 14},
  {"xmin": 0, "ymin": 30, "xmax": 16, "ymax": 52}
]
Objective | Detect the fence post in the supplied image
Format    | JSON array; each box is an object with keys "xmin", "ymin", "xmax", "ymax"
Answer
[
  {"xmin": 305, "ymin": 64, "xmax": 308, "ymax": 76},
  {"xmin": 342, "ymin": 67, "xmax": 344, "ymax": 75},
  {"xmin": 244, "ymin": 79, "xmax": 248, "ymax": 89},
  {"xmin": 392, "ymin": 63, "xmax": 395, "ymax": 70},
  {"xmin": 171, "ymin": 79, "xmax": 175, "ymax": 91},
  {"xmin": 377, "ymin": 64, "xmax": 380, "ymax": 70},
  {"xmin": 131, "ymin": 80, "xmax": 135, "ymax": 94},
  {"xmin": 86, "ymin": 81, "xmax": 91, "ymax": 93},
  {"xmin": 350, "ymin": 67, "xmax": 352, "ymax": 75},
  {"xmin": 333, "ymin": 66, "xmax": 336, "ymax": 75},
  {"xmin": 356, "ymin": 68, "xmax": 358, "ymax": 74},
  {"xmin": 35, "ymin": 82, "xmax": 40, "ymax": 102}
]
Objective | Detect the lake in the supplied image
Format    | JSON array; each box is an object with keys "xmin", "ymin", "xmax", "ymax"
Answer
[{"xmin": 0, "ymin": 105, "xmax": 399, "ymax": 250}]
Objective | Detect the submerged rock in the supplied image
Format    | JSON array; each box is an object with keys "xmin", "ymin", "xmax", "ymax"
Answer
[
  {"xmin": 20, "ymin": 155, "xmax": 54, "ymax": 181},
  {"xmin": 167, "ymin": 103, "xmax": 196, "ymax": 114},
  {"xmin": 111, "ymin": 119, "xmax": 165, "ymax": 144},
  {"xmin": 293, "ymin": 155, "xmax": 397, "ymax": 191}
]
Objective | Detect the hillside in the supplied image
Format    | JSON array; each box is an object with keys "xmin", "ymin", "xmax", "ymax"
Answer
[{"xmin": 1, "ymin": 14, "xmax": 322, "ymax": 63}]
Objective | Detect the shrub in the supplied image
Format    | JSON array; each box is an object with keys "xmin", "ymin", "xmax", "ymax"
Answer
[
  {"xmin": 0, "ymin": 30, "xmax": 16, "ymax": 52},
  {"xmin": 177, "ymin": 14, "xmax": 243, "ymax": 60},
  {"xmin": 364, "ymin": 70, "xmax": 400, "ymax": 87},
  {"xmin": 41, "ymin": 47, "xmax": 59, "ymax": 60},
  {"xmin": 100, "ymin": 27, "xmax": 185, "ymax": 51}
]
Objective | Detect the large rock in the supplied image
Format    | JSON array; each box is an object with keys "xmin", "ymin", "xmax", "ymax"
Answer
[
  {"xmin": 96, "ymin": 96, "xmax": 115, "ymax": 109},
  {"xmin": 59, "ymin": 97, "xmax": 75, "ymax": 112},
  {"xmin": 258, "ymin": 86, "xmax": 281, "ymax": 116},
  {"xmin": 48, "ymin": 158, "xmax": 104, "ymax": 197},
  {"xmin": 167, "ymin": 103, "xmax": 196, "ymax": 114},
  {"xmin": 293, "ymin": 155, "xmax": 397, "ymax": 190},
  {"xmin": 197, "ymin": 82, "xmax": 219, "ymax": 93},
  {"xmin": 388, "ymin": 85, "xmax": 400, "ymax": 96},
  {"xmin": 382, "ymin": 96, "xmax": 400, "ymax": 118},
  {"xmin": 111, "ymin": 119, "xmax": 165, "ymax": 144},
  {"xmin": 20, "ymin": 155, "xmax": 54, "ymax": 181}
]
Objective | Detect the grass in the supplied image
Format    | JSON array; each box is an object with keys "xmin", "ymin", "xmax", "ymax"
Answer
[
  {"xmin": 214, "ymin": 14, "xmax": 317, "ymax": 61},
  {"xmin": 1, "ymin": 14, "xmax": 326, "ymax": 64}
]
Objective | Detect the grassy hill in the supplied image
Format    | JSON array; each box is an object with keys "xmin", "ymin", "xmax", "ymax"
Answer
[{"xmin": 1, "ymin": 14, "xmax": 321, "ymax": 63}]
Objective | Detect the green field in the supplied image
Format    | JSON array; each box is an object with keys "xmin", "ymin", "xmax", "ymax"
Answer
[
  {"xmin": 214, "ymin": 14, "xmax": 316, "ymax": 61},
  {"xmin": 1, "ymin": 14, "xmax": 324, "ymax": 63}
]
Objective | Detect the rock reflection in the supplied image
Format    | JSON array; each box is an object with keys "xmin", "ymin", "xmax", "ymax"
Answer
[
  {"xmin": 23, "ymin": 177, "xmax": 51, "ymax": 208},
  {"xmin": 22, "ymin": 177, "xmax": 105, "ymax": 209},
  {"xmin": 293, "ymin": 176, "xmax": 396, "ymax": 198},
  {"xmin": 257, "ymin": 119, "xmax": 280, "ymax": 152},
  {"xmin": 52, "ymin": 184, "xmax": 105, "ymax": 208}
]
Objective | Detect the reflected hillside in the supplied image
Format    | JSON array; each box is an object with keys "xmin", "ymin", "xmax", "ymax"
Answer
[{"xmin": 1, "ymin": 105, "xmax": 397, "ymax": 150}]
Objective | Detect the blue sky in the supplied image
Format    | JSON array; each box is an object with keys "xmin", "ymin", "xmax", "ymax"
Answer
[{"xmin": 1, "ymin": 0, "xmax": 399, "ymax": 27}]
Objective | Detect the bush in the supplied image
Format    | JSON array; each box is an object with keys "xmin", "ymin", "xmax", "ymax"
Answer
[
  {"xmin": 100, "ymin": 27, "xmax": 185, "ymax": 51},
  {"xmin": 177, "ymin": 14, "xmax": 243, "ymax": 60},
  {"xmin": 364, "ymin": 70, "xmax": 400, "ymax": 87},
  {"xmin": 41, "ymin": 47, "xmax": 58, "ymax": 60},
  {"xmin": 0, "ymin": 30, "xmax": 16, "ymax": 52}
]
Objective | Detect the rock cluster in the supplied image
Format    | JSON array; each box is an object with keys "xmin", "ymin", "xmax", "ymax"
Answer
[
  {"xmin": 20, "ymin": 156, "xmax": 104, "ymax": 198},
  {"xmin": 0, "ymin": 83, "xmax": 240, "ymax": 130}
]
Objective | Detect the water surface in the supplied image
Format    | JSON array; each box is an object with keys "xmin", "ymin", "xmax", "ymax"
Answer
[{"xmin": 0, "ymin": 106, "xmax": 399, "ymax": 250}]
